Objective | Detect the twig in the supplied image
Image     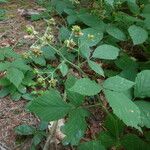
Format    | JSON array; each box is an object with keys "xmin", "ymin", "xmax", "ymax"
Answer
[{"xmin": 43, "ymin": 121, "xmax": 58, "ymax": 150}]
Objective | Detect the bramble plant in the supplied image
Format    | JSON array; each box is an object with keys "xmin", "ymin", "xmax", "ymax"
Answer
[{"xmin": 1, "ymin": 0, "xmax": 150, "ymax": 149}]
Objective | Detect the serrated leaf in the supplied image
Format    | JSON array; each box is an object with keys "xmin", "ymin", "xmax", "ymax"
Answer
[
  {"xmin": 128, "ymin": 25, "xmax": 148, "ymax": 45},
  {"xmin": 103, "ymin": 76, "xmax": 135, "ymax": 92},
  {"xmin": 106, "ymin": 25, "xmax": 126, "ymax": 41},
  {"xmin": 104, "ymin": 114, "xmax": 125, "ymax": 138},
  {"xmin": 93, "ymin": 44, "xmax": 120, "ymax": 60},
  {"xmin": 62, "ymin": 108, "xmax": 89, "ymax": 145},
  {"xmin": 79, "ymin": 28, "xmax": 103, "ymax": 47},
  {"xmin": 6, "ymin": 68, "xmax": 24, "ymax": 88},
  {"xmin": 69, "ymin": 78, "xmax": 102, "ymax": 96},
  {"xmin": 78, "ymin": 140, "xmax": 106, "ymax": 150},
  {"xmin": 28, "ymin": 89, "xmax": 72, "ymax": 121},
  {"xmin": 65, "ymin": 75, "xmax": 84, "ymax": 106},
  {"xmin": 135, "ymin": 101, "xmax": 150, "ymax": 128},
  {"xmin": 59, "ymin": 62, "xmax": 68, "ymax": 77},
  {"xmin": 88, "ymin": 60, "xmax": 104, "ymax": 77},
  {"xmin": 15, "ymin": 124, "xmax": 35, "ymax": 135},
  {"xmin": 134, "ymin": 70, "xmax": 150, "ymax": 98},
  {"xmin": 104, "ymin": 90, "xmax": 141, "ymax": 130}
]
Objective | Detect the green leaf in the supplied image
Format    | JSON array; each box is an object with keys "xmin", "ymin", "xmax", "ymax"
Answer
[
  {"xmin": 69, "ymin": 78, "xmax": 102, "ymax": 96},
  {"xmin": 32, "ymin": 132, "xmax": 45, "ymax": 146},
  {"xmin": 11, "ymin": 59, "xmax": 31, "ymax": 71},
  {"xmin": 134, "ymin": 70, "xmax": 150, "ymax": 98},
  {"xmin": 105, "ymin": 0, "xmax": 114, "ymax": 6},
  {"xmin": 32, "ymin": 56, "xmax": 46, "ymax": 66},
  {"xmin": 11, "ymin": 91, "xmax": 22, "ymax": 101},
  {"xmin": 59, "ymin": 26, "xmax": 71, "ymax": 41},
  {"xmin": 121, "ymin": 134, "xmax": 150, "ymax": 150},
  {"xmin": 79, "ymin": 28, "xmax": 103, "ymax": 47},
  {"xmin": 59, "ymin": 62, "xmax": 68, "ymax": 77},
  {"xmin": 15, "ymin": 124, "xmax": 35, "ymax": 135},
  {"xmin": 62, "ymin": 108, "xmax": 89, "ymax": 145},
  {"xmin": 104, "ymin": 90, "xmax": 141, "ymax": 130},
  {"xmin": 6, "ymin": 68, "xmax": 24, "ymax": 88},
  {"xmin": 79, "ymin": 44, "xmax": 91, "ymax": 59},
  {"xmin": 0, "ymin": 0, "xmax": 8, "ymax": 3},
  {"xmin": 104, "ymin": 114, "xmax": 125, "ymax": 138},
  {"xmin": 0, "ymin": 47, "xmax": 18, "ymax": 60},
  {"xmin": 128, "ymin": 25, "xmax": 148, "ymax": 45},
  {"xmin": 99, "ymin": 131, "xmax": 117, "ymax": 148},
  {"xmin": 28, "ymin": 89, "xmax": 72, "ymax": 121},
  {"xmin": 65, "ymin": 75, "xmax": 84, "ymax": 106},
  {"xmin": 92, "ymin": 44, "xmax": 120, "ymax": 60},
  {"xmin": 106, "ymin": 25, "xmax": 126, "ymax": 41},
  {"xmin": 88, "ymin": 60, "xmax": 104, "ymax": 77},
  {"xmin": 135, "ymin": 101, "xmax": 150, "ymax": 128},
  {"xmin": 0, "ymin": 88, "xmax": 9, "ymax": 98},
  {"xmin": 78, "ymin": 140, "xmax": 106, "ymax": 150},
  {"xmin": 0, "ymin": 62, "xmax": 10, "ymax": 71},
  {"xmin": 41, "ymin": 46, "xmax": 56, "ymax": 60},
  {"xmin": 103, "ymin": 76, "xmax": 135, "ymax": 92},
  {"xmin": 78, "ymin": 13, "xmax": 106, "ymax": 31}
]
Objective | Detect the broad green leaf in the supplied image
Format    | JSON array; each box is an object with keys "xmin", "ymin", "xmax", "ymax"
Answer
[
  {"xmin": 121, "ymin": 134, "xmax": 150, "ymax": 150},
  {"xmin": 0, "ymin": 47, "xmax": 18, "ymax": 60},
  {"xmin": 104, "ymin": 114, "xmax": 125, "ymax": 139},
  {"xmin": 0, "ymin": 62, "xmax": 10, "ymax": 71},
  {"xmin": 79, "ymin": 28, "xmax": 103, "ymax": 47},
  {"xmin": 128, "ymin": 25, "xmax": 148, "ymax": 45},
  {"xmin": 78, "ymin": 140, "xmax": 106, "ymax": 150},
  {"xmin": 59, "ymin": 62, "xmax": 68, "ymax": 77},
  {"xmin": 32, "ymin": 56, "xmax": 46, "ymax": 66},
  {"xmin": 6, "ymin": 68, "xmax": 24, "ymax": 88},
  {"xmin": 134, "ymin": 70, "xmax": 150, "ymax": 98},
  {"xmin": 41, "ymin": 46, "xmax": 56, "ymax": 60},
  {"xmin": 32, "ymin": 132, "xmax": 45, "ymax": 146},
  {"xmin": 11, "ymin": 91, "xmax": 22, "ymax": 101},
  {"xmin": 99, "ymin": 131, "xmax": 117, "ymax": 148},
  {"xmin": 79, "ymin": 44, "xmax": 91, "ymax": 59},
  {"xmin": 106, "ymin": 25, "xmax": 126, "ymax": 41},
  {"xmin": 11, "ymin": 59, "xmax": 31, "ymax": 71},
  {"xmin": 103, "ymin": 76, "xmax": 135, "ymax": 92},
  {"xmin": 69, "ymin": 78, "xmax": 102, "ymax": 96},
  {"xmin": 104, "ymin": 90, "xmax": 141, "ymax": 130},
  {"xmin": 78, "ymin": 13, "xmax": 106, "ymax": 31},
  {"xmin": 92, "ymin": 44, "xmax": 120, "ymax": 60},
  {"xmin": 62, "ymin": 108, "xmax": 89, "ymax": 145},
  {"xmin": 28, "ymin": 89, "xmax": 72, "ymax": 121},
  {"xmin": 15, "ymin": 124, "xmax": 35, "ymax": 135},
  {"xmin": 59, "ymin": 26, "xmax": 71, "ymax": 41},
  {"xmin": 115, "ymin": 55, "xmax": 138, "ymax": 70},
  {"xmin": 135, "ymin": 101, "xmax": 150, "ymax": 128},
  {"xmin": 0, "ymin": 88, "xmax": 9, "ymax": 98},
  {"xmin": 65, "ymin": 75, "xmax": 84, "ymax": 106},
  {"xmin": 127, "ymin": 1, "xmax": 140, "ymax": 14},
  {"xmin": 88, "ymin": 60, "xmax": 104, "ymax": 77}
]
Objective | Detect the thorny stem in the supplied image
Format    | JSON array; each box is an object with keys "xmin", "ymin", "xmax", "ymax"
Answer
[{"xmin": 47, "ymin": 44, "xmax": 87, "ymax": 76}]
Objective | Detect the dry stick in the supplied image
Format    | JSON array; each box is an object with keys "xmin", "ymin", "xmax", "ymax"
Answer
[{"xmin": 43, "ymin": 121, "xmax": 58, "ymax": 150}]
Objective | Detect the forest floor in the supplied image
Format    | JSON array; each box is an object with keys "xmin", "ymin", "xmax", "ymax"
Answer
[
  {"xmin": 0, "ymin": 1, "xmax": 104, "ymax": 149},
  {"xmin": 0, "ymin": 0, "xmax": 45, "ymax": 149}
]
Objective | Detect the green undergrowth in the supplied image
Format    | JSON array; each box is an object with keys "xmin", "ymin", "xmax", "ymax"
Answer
[{"xmin": 1, "ymin": 0, "xmax": 150, "ymax": 149}]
